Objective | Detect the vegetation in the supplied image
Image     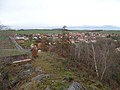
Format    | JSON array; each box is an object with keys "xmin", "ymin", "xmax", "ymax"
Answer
[
  {"xmin": 0, "ymin": 52, "xmax": 110, "ymax": 90},
  {"xmin": 53, "ymin": 38, "xmax": 120, "ymax": 89},
  {"xmin": 0, "ymin": 31, "xmax": 15, "ymax": 49},
  {"xmin": 29, "ymin": 30, "xmax": 120, "ymax": 89},
  {"xmin": 0, "ymin": 49, "xmax": 26, "ymax": 57},
  {"xmin": 1, "ymin": 30, "xmax": 120, "ymax": 89},
  {"xmin": 14, "ymin": 29, "xmax": 63, "ymax": 34},
  {"xmin": 0, "ymin": 31, "xmax": 27, "ymax": 57},
  {"xmin": 100, "ymin": 30, "xmax": 120, "ymax": 34}
]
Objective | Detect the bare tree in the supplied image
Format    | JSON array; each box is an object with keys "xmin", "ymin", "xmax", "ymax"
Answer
[
  {"xmin": 91, "ymin": 43, "xmax": 99, "ymax": 77},
  {"xmin": 100, "ymin": 49, "xmax": 109, "ymax": 80}
]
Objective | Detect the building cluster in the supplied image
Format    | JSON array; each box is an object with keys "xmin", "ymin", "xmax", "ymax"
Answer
[{"xmin": 14, "ymin": 31, "xmax": 120, "ymax": 44}]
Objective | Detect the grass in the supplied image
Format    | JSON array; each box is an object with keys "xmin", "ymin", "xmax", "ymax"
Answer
[
  {"xmin": 17, "ymin": 52, "xmax": 110, "ymax": 90},
  {"xmin": 14, "ymin": 29, "xmax": 63, "ymax": 34},
  {"xmin": 99, "ymin": 30, "xmax": 120, "ymax": 34},
  {"xmin": 17, "ymin": 52, "xmax": 76, "ymax": 90},
  {"xmin": 0, "ymin": 52, "xmax": 110, "ymax": 90},
  {"xmin": 0, "ymin": 30, "xmax": 15, "ymax": 49},
  {"xmin": 0, "ymin": 49, "xmax": 26, "ymax": 57},
  {"xmin": 12, "ymin": 29, "xmax": 120, "ymax": 35},
  {"xmin": 13, "ymin": 29, "xmax": 100, "ymax": 34},
  {"xmin": 1, "ymin": 29, "xmax": 120, "ymax": 35}
]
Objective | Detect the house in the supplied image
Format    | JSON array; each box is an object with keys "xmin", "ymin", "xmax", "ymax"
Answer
[{"xmin": 15, "ymin": 36, "xmax": 25, "ymax": 40}]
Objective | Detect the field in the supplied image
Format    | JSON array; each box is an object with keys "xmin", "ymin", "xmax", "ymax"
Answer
[
  {"xmin": 0, "ymin": 30, "xmax": 26, "ymax": 57},
  {"xmin": 1, "ymin": 29, "xmax": 120, "ymax": 57},
  {"xmin": 0, "ymin": 49, "xmax": 26, "ymax": 57},
  {"xmin": 13, "ymin": 29, "xmax": 95, "ymax": 34},
  {"xmin": 1, "ymin": 29, "xmax": 120, "ymax": 37},
  {"xmin": 12, "ymin": 29, "xmax": 120, "ymax": 34},
  {"xmin": 0, "ymin": 30, "xmax": 15, "ymax": 49},
  {"xmin": 14, "ymin": 29, "xmax": 63, "ymax": 34},
  {"xmin": 99, "ymin": 30, "xmax": 120, "ymax": 34}
]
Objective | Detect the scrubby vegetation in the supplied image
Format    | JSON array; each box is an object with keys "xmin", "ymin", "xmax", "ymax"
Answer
[
  {"xmin": 51, "ymin": 37, "xmax": 120, "ymax": 89},
  {"xmin": 0, "ymin": 49, "xmax": 26, "ymax": 57},
  {"xmin": 0, "ymin": 31, "xmax": 15, "ymax": 49},
  {"xmin": 31, "ymin": 31, "xmax": 120, "ymax": 89},
  {"xmin": 1, "ymin": 30, "xmax": 120, "ymax": 89},
  {"xmin": 0, "ymin": 52, "xmax": 110, "ymax": 90}
]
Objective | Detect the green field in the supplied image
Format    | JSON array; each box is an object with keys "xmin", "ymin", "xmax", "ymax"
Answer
[
  {"xmin": 0, "ymin": 30, "xmax": 15, "ymax": 49},
  {"xmin": 0, "ymin": 49, "xmax": 26, "ymax": 57},
  {"xmin": 99, "ymin": 30, "xmax": 120, "ymax": 34},
  {"xmin": 0, "ymin": 30, "xmax": 13, "ymax": 40},
  {"xmin": 14, "ymin": 29, "xmax": 63, "ymax": 34},
  {"xmin": 12, "ymin": 29, "xmax": 120, "ymax": 34},
  {"xmin": 1, "ymin": 29, "xmax": 120, "ymax": 35},
  {"xmin": 13, "ymin": 29, "xmax": 91, "ymax": 34}
]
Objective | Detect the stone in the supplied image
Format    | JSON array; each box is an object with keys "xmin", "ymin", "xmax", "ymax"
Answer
[
  {"xmin": 32, "ymin": 74, "xmax": 46, "ymax": 82},
  {"xmin": 23, "ymin": 69, "xmax": 32, "ymax": 75},
  {"xmin": 45, "ymin": 74, "xmax": 54, "ymax": 79},
  {"xmin": 24, "ymin": 63, "xmax": 32, "ymax": 69},
  {"xmin": 67, "ymin": 82, "xmax": 82, "ymax": 90},
  {"xmin": 45, "ymin": 86, "xmax": 51, "ymax": 90},
  {"xmin": 20, "ymin": 82, "xmax": 32, "ymax": 90},
  {"xmin": 18, "ymin": 69, "xmax": 32, "ymax": 79},
  {"xmin": 11, "ymin": 77, "xmax": 20, "ymax": 87},
  {"xmin": 35, "ymin": 66, "xmax": 42, "ymax": 72}
]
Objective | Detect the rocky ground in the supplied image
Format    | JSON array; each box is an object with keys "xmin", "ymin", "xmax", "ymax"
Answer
[{"xmin": 0, "ymin": 52, "xmax": 110, "ymax": 90}]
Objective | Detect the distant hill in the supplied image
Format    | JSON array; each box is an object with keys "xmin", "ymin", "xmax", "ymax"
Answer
[
  {"xmin": 9, "ymin": 25, "xmax": 120, "ymax": 30},
  {"xmin": 0, "ymin": 24, "xmax": 10, "ymax": 30},
  {"xmin": 68, "ymin": 25, "xmax": 120, "ymax": 30}
]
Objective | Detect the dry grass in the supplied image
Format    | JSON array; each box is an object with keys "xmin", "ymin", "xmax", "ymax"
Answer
[{"xmin": 0, "ymin": 52, "xmax": 110, "ymax": 90}]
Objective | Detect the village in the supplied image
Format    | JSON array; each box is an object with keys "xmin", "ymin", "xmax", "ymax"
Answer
[
  {"xmin": 14, "ymin": 31, "xmax": 120, "ymax": 46},
  {"xmin": 0, "ymin": 30, "xmax": 120, "ymax": 90}
]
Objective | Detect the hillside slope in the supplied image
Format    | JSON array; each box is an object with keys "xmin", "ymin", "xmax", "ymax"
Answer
[{"xmin": 0, "ymin": 52, "xmax": 111, "ymax": 90}]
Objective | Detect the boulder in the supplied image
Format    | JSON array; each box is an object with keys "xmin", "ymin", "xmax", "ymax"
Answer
[
  {"xmin": 24, "ymin": 63, "xmax": 32, "ymax": 69},
  {"xmin": 18, "ymin": 69, "xmax": 32, "ymax": 79},
  {"xmin": 23, "ymin": 69, "xmax": 32, "ymax": 75},
  {"xmin": 45, "ymin": 74, "xmax": 54, "ymax": 79},
  {"xmin": 32, "ymin": 74, "xmax": 46, "ymax": 82},
  {"xmin": 11, "ymin": 77, "xmax": 20, "ymax": 87},
  {"xmin": 45, "ymin": 86, "xmax": 51, "ymax": 90},
  {"xmin": 35, "ymin": 66, "xmax": 43, "ymax": 72},
  {"xmin": 67, "ymin": 82, "xmax": 82, "ymax": 90},
  {"xmin": 20, "ymin": 82, "xmax": 32, "ymax": 90}
]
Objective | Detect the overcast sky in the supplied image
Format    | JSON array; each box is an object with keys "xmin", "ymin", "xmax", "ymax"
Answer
[{"xmin": 0, "ymin": 0, "xmax": 120, "ymax": 28}]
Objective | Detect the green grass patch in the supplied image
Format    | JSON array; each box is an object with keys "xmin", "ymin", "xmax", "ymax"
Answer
[
  {"xmin": 0, "ymin": 49, "xmax": 26, "ymax": 57},
  {"xmin": 31, "ymin": 52, "xmax": 108, "ymax": 90},
  {"xmin": 14, "ymin": 29, "xmax": 63, "ymax": 34},
  {"xmin": 100, "ymin": 30, "xmax": 120, "ymax": 34}
]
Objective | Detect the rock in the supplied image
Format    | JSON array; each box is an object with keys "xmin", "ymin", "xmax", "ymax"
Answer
[
  {"xmin": 67, "ymin": 82, "xmax": 82, "ymax": 90},
  {"xmin": 23, "ymin": 69, "xmax": 32, "ymax": 75},
  {"xmin": 20, "ymin": 82, "xmax": 32, "ymax": 90},
  {"xmin": 32, "ymin": 74, "xmax": 46, "ymax": 82},
  {"xmin": 18, "ymin": 69, "xmax": 32, "ymax": 79},
  {"xmin": 45, "ymin": 74, "xmax": 54, "ymax": 79},
  {"xmin": 24, "ymin": 63, "xmax": 32, "ymax": 69},
  {"xmin": 35, "ymin": 66, "xmax": 43, "ymax": 72},
  {"xmin": 45, "ymin": 86, "xmax": 51, "ymax": 90},
  {"xmin": 11, "ymin": 77, "xmax": 20, "ymax": 87}
]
